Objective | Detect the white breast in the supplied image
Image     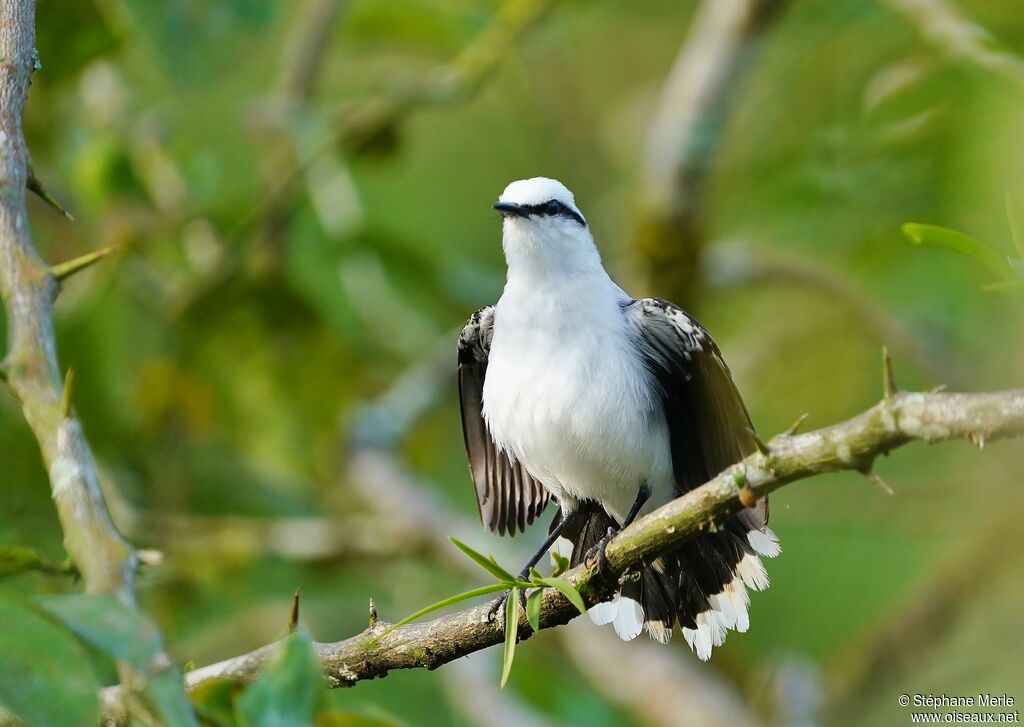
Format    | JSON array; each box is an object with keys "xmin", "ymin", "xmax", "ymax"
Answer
[{"xmin": 482, "ymin": 273, "xmax": 674, "ymax": 523}]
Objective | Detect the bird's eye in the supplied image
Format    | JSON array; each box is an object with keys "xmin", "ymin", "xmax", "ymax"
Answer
[{"xmin": 544, "ymin": 200, "xmax": 561, "ymax": 215}]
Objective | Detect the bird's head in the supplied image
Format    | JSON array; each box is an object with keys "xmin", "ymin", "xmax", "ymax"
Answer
[{"xmin": 493, "ymin": 177, "xmax": 599, "ymax": 275}]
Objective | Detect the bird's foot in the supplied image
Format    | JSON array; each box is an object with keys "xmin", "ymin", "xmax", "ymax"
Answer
[
  {"xmin": 485, "ymin": 582, "xmax": 529, "ymax": 628},
  {"xmin": 585, "ymin": 526, "xmax": 619, "ymax": 575}
]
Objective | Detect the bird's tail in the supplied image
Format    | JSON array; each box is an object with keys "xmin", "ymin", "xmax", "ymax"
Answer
[{"xmin": 559, "ymin": 505, "xmax": 779, "ymax": 660}]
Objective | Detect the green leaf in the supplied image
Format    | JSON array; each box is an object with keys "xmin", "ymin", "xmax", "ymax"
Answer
[
  {"xmin": 0, "ymin": 591, "xmax": 99, "ymax": 727},
  {"xmin": 448, "ymin": 538, "xmax": 517, "ymax": 583},
  {"xmin": 237, "ymin": 627, "xmax": 325, "ymax": 727},
  {"xmin": 0, "ymin": 545, "xmax": 47, "ymax": 577},
  {"xmin": 500, "ymin": 588, "xmax": 519, "ymax": 689},
  {"xmin": 39, "ymin": 593, "xmax": 197, "ymax": 727},
  {"xmin": 534, "ymin": 577, "xmax": 587, "ymax": 615},
  {"xmin": 40, "ymin": 593, "xmax": 163, "ymax": 669},
  {"xmin": 190, "ymin": 677, "xmax": 243, "ymax": 727},
  {"xmin": 525, "ymin": 590, "xmax": 543, "ymax": 632},
  {"xmin": 148, "ymin": 670, "xmax": 201, "ymax": 727},
  {"xmin": 550, "ymin": 551, "xmax": 570, "ymax": 577},
  {"xmin": 902, "ymin": 222, "xmax": 1013, "ymax": 281},
  {"xmin": 1006, "ymin": 190, "xmax": 1024, "ymax": 260},
  {"xmin": 375, "ymin": 583, "xmax": 509, "ymax": 640},
  {"xmin": 981, "ymin": 279, "xmax": 1024, "ymax": 292}
]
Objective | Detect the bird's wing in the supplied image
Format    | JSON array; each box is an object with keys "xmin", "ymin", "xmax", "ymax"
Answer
[
  {"xmin": 624, "ymin": 297, "xmax": 768, "ymax": 526},
  {"xmin": 457, "ymin": 306, "xmax": 550, "ymax": 536}
]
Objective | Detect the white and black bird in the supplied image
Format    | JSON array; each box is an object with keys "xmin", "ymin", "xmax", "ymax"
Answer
[{"xmin": 457, "ymin": 177, "xmax": 780, "ymax": 659}]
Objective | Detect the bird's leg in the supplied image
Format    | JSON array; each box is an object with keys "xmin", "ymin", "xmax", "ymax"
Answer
[
  {"xmin": 621, "ymin": 483, "xmax": 653, "ymax": 530},
  {"xmin": 485, "ymin": 512, "xmax": 570, "ymax": 626},
  {"xmin": 590, "ymin": 483, "xmax": 652, "ymax": 574}
]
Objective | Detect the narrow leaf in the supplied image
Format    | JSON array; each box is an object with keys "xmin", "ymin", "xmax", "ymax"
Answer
[
  {"xmin": 500, "ymin": 588, "xmax": 519, "ymax": 689},
  {"xmin": 525, "ymin": 590, "xmax": 543, "ymax": 632},
  {"xmin": 237, "ymin": 627, "xmax": 324, "ymax": 727},
  {"xmin": 535, "ymin": 577, "xmax": 586, "ymax": 615},
  {"xmin": 981, "ymin": 279, "xmax": 1024, "ymax": 292},
  {"xmin": 40, "ymin": 593, "xmax": 163, "ymax": 671},
  {"xmin": 902, "ymin": 222, "xmax": 1013, "ymax": 281},
  {"xmin": 550, "ymin": 551, "xmax": 570, "ymax": 577},
  {"xmin": 448, "ymin": 538, "xmax": 517, "ymax": 583},
  {"xmin": 0, "ymin": 592, "xmax": 99, "ymax": 727},
  {"xmin": 1006, "ymin": 190, "xmax": 1024, "ymax": 259},
  {"xmin": 375, "ymin": 583, "xmax": 509, "ymax": 640},
  {"xmin": 39, "ymin": 594, "xmax": 196, "ymax": 727},
  {"xmin": 0, "ymin": 545, "xmax": 72, "ymax": 577}
]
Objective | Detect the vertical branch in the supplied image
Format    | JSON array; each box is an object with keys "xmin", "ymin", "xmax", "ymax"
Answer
[
  {"xmin": 632, "ymin": 0, "xmax": 786, "ymax": 308},
  {"xmin": 0, "ymin": 1, "xmax": 186, "ymax": 713},
  {"xmin": 0, "ymin": 0, "xmax": 132, "ymax": 604},
  {"xmin": 277, "ymin": 0, "xmax": 346, "ymax": 105},
  {"xmin": 253, "ymin": 0, "xmax": 346, "ymax": 266}
]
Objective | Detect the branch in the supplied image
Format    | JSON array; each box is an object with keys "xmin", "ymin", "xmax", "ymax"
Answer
[
  {"xmin": 441, "ymin": 654, "xmax": 561, "ymax": 727},
  {"xmin": 632, "ymin": 0, "xmax": 787, "ymax": 309},
  {"xmin": 97, "ymin": 384, "xmax": 1024, "ymax": 723},
  {"xmin": 881, "ymin": 0, "xmax": 1024, "ymax": 88},
  {"xmin": 0, "ymin": 1, "xmax": 187, "ymax": 716},
  {"xmin": 704, "ymin": 242, "xmax": 971, "ymax": 389},
  {"xmin": 251, "ymin": 0, "xmax": 347, "ymax": 266},
  {"xmin": 560, "ymin": 619, "xmax": 763, "ymax": 727},
  {"xmin": 333, "ymin": 0, "xmax": 555, "ymax": 154},
  {"xmin": 278, "ymin": 0, "xmax": 347, "ymax": 105},
  {"xmin": 824, "ymin": 511, "xmax": 1017, "ymax": 717},
  {"xmin": 246, "ymin": 0, "xmax": 555, "ymax": 233}
]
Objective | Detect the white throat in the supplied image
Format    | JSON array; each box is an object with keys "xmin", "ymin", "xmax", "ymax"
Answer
[{"xmin": 501, "ymin": 218, "xmax": 608, "ymax": 283}]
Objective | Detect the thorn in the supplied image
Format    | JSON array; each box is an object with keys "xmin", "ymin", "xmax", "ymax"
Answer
[
  {"xmin": 51, "ymin": 244, "xmax": 122, "ymax": 283},
  {"xmin": 288, "ymin": 588, "xmax": 301, "ymax": 633},
  {"xmin": 881, "ymin": 346, "xmax": 897, "ymax": 400},
  {"xmin": 784, "ymin": 413, "xmax": 809, "ymax": 436},
  {"xmin": 971, "ymin": 432, "xmax": 986, "ymax": 449},
  {"xmin": 59, "ymin": 368, "xmax": 74, "ymax": 419},
  {"xmin": 749, "ymin": 427, "xmax": 771, "ymax": 456},
  {"xmin": 27, "ymin": 162, "xmax": 73, "ymax": 220},
  {"xmin": 929, "ymin": 384, "xmax": 948, "ymax": 394},
  {"xmin": 368, "ymin": 597, "xmax": 378, "ymax": 626},
  {"xmin": 861, "ymin": 469, "xmax": 895, "ymax": 496}
]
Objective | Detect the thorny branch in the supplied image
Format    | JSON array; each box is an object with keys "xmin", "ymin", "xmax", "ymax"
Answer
[
  {"xmin": 99, "ymin": 383, "xmax": 1024, "ymax": 723},
  {"xmin": 0, "ymin": 0, "xmax": 187, "ymax": 717}
]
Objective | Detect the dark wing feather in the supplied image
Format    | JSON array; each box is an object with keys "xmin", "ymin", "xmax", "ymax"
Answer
[
  {"xmin": 625, "ymin": 297, "xmax": 768, "ymax": 527},
  {"xmin": 457, "ymin": 306, "xmax": 550, "ymax": 536}
]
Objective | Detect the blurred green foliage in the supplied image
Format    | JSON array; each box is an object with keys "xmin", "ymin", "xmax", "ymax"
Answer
[{"xmin": 2, "ymin": 0, "xmax": 1024, "ymax": 725}]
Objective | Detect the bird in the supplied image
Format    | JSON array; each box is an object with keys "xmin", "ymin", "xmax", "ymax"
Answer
[{"xmin": 456, "ymin": 177, "xmax": 780, "ymax": 660}]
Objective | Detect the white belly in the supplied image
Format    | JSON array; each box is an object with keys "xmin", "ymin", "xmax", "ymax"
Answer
[{"xmin": 482, "ymin": 280, "xmax": 674, "ymax": 524}]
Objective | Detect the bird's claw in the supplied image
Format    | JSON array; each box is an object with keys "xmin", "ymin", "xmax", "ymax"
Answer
[
  {"xmin": 585, "ymin": 526, "xmax": 618, "ymax": 575},
  {"xmin": 485, "ymin": 586, "xmax": 528, "ymax": 628}
]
